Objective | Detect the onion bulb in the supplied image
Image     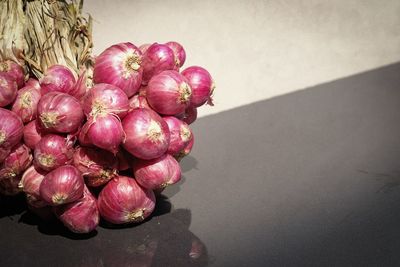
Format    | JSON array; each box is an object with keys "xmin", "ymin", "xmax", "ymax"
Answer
[
  {"xmin": 175, "ymin": 135, "xmax": 194, "ymax": 161},
  {"xmin": 0, "ymin": 108, "xmax": 24, "ymax": 162},
  {"xmin": 0, "ymin": 60, "xmax": 25, "ymax": 88},
  {"xmin": 163, "ymin": 116, "xmax": 193, "ymax": 155},
  {"xmin": 0, "ymin": 143, "xmax": 32, "ymax": 181},
  {"xmin": 23, "ymin": 120, "xmax": 42, "ymax": 150},
  {"xmin": 0, "ymin": 72, "xmax": 18, "ymax": 107},
  {"xmin": 165, "ymin": 41, "xmax": 186, "ymax": 69},
  {"xmin": 181, "ymin": 66, "xmax": 214, "ymax": 107},
  {"xmin": 141, "ymin": 43, "xmax": 175, "ymax": 84},
  {"xmin": 11, "ymin": 83, "xmax": 41, "ymax": 123},
  {"xmin": 40, "ymin": 65, "xmax": 77, "ymax": 97},
  {"xmin": 19, "ymin": 165, "xmax": 47, "ymax": 207}
]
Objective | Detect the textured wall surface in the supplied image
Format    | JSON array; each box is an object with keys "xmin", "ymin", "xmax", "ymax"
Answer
[{"xmin": 85, "ymin": 0, "xmax": 400, "ymax": 117}]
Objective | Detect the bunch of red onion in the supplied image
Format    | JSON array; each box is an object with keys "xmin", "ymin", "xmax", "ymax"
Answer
[{"xmin": 0, "ymin": 40, "xmax": 214, "ymax": 234}]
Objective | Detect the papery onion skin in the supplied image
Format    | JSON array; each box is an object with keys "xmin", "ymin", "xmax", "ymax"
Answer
[
  {"xmin": 40, "ymin": 65, "xmax": 76, "ymax": 97},
  {"xmin": 33, "ymin": 134, "xmax": 74, "ymax": 172},
  {"xmin": 83, "ymin": 83, "xmax": 129, "ymax": 119},
  {"xmin": 23, "ymin": 120, "xmax": 42, "ymax": 149},
  {"xmin": 165, "ymin": 41, "xmax": 186, "ymax": 69},
  {"xmin": 0, "ymin": 143, "xmax": 32, "ymax": 181},
  {"xmin": 122, "ymin": 108, "xmax": 170, "ymax": 160},
  {"xmin": 11, "ymin": 83, "xmax": 41, "ymax": 123},
  {"xmin": 80, "ymin": 114, "xmax": 124, "ymax": 154},
  {"xmin": 133, "ymin": 154, "xmax": 181, "ymax": 190},
  {"xmin": 163, "ymin": 116, "xmax": 193, "ymax": 155},
  {"xmin": 98, "ymin": 176, "xmax": 156, "ymax": 224},
  {"xmin": 128, "ymin": 94, "xmax": 151, "ymax": 111},
  {"xmin": 0, "ymin": 108, "xmax": 24, "ymax": 162},
  {"xmin": 146, "ymin": 70, "xmax": 192, "ymax": 115},
  {"xmin": 141, "ymin": 43, "xmax": 175, "ymax": 84},
  {"xmin": 0, "ymin": 72, "xmax": 18, "ymax": 107},
  {"xmin": 0, "ymin": 60, "xmax": 25, "ymax": 88},
  {"xmin": 39, "ymin": 165, "xmax": 84, "ymax": 206},
  {"xmin": 71, "ymin": 70, "xmax": 89, "ymax": 100},
  {"xmin": 176, "ymin": 105, "xmax": 197, "ymax": 125},
  {"xmin": 54, "ymin": 186, "xmax": 99, "ymax": 233},
  {"xmin": 19, "ymin": 165, "xmax": 46, "ymax": 204},
  {"xmin": 73, "ymin": 147, "xmax": 119, "ymax": 187},
  {"xmin": 175, "ymin": 135, "xmax": 194, "ymax": 162},
  {"xmin": 181, "ymin": 66, "xmax": 214, "ymax": 107},
  {"xmin": 0, "ymin": 175, "xmax": 22, "ymax": 196},
  {"xmin": 93, "ymin": 42, "xmax": 143, "ymax": 97},
  {"xmin": 139, "ymin": 43, "xmax": 151, "ymax": 54},
  {"xmin": 37, "ymin": 92, "xmax": 84, "ymax": 133}
]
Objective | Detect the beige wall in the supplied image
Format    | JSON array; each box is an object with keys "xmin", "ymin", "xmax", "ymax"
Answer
[{"xmin": 85, "ymin": 0, "xmax": 400, "ymax": 117}]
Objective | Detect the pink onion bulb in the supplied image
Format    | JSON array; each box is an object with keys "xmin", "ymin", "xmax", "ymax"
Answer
[
  {"xmin": 122, "ymin": 108, "xmax": 170, "ymax": 160},
  {"xmin": 80, "ymin": 114, "xmax": 124, "ymax": 154},
  {"xmin": 26, "ymin": 78, "xmax": 40, "ymax": 90},
  {"xmin": 0, "ymin": 143, "xmax": 32, "ymax": 181},
  {"xmin": 181, "ymin": 66, "xmax": 214, "ymax": 107},
  {"xmin": 175, "ymin": 135, "xmax": 194, "ymax": 161},
  {"xmin": 98, "ymin": 176, "xmax": 156, "ymax": 224},
  {"xmin": 139, "ymin": 43, "xmax": 151, "ymax": 54},
  {"xmin": 83, "ymin": 83, "xmax": 129, "ymax": 119},
  {"xmin": 40, "ymin": 65, "xmax": 76, "ymax": 97},
  {"xmin": 133, "ymin": 154, "xmax": 181, "ymax": 190},
  {"xmin": 23, "ymin": 120, "xmax": 42, "ymax": 149},
  {"xmin": 93, "ymin": 42, "xmax": 143, "ymax": 97},
  {"xmin": 146, "ymin": 70, "xmax": 192, "ymax": 115},
  {"xmin": 39, "ymin": 165, "xmax": 84, "ymax": 206},
  {"xmin": 176, "ymin": 105, "xmax": 197, "ymax": 125},
  {"xmin": 19, "ymin": 165, "xmax": 47, "ymax": 207},
  {"xmin": 34, "ymin": 134, "xmax": 74, "ymax": 171},
  {"xmin": 128, "ymin": 94, "xmax": 151, "ymax": 110},
  {"xmin": 0, "ymin": 72, "xmax": 18, "ymax": 107},
  {"xmin": 0, "ymin": 60, "xmax": 25, "ymax": 88},
  {"xmin": 165, "ymin": 41, "xmax": 186, "ymax": 69},
  {"xmin": 73, "ymin": 147, "xmax": 119, "ymax": 187},
  {"xmin": 37, "ymin": 92, "xmax": 84, "ymax": 133},
  {"xmin": 141, "ymin": 43, "xmax": 175, "ymax": 84},
  {"xmin": 0, "ymin": 175, "xmax": 22, "ymax": 196},
  {"xmin": 163, "ymin": 116, "xmax": 193, "ymax": 155},
  {"xmin": 0, "ymin": 108, "xmax": 24, "ymax": 162},
  {"xmin": 54, "ymin": 186, "xmax": 99, "ymax": 233},
  {"xmin": 11, "ymin": 83, "xmax": 41, "ymax": 123}
]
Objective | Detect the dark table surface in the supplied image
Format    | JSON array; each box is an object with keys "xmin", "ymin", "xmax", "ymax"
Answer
[{"xmin": 1, "ymin": 62, "xmax": 400, "ymax": 267}]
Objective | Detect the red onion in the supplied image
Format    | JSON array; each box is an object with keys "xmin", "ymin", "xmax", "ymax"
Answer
[
  {"xmin": 83, "ymin": 83, "xmax": 129, "ymax": 119},
  {"xmin": 33, "ymin": 134, "xmax": 74, "ymax": 171},
  {"xmin": 133, "ymin": 154, "xmax": 181, "ymax": 190},
  {"xmin": 117, "ymin": 148, "xmax": 134, "ymax": 171},
  {"xmin": 54, "ymin": 186, "xmax": 99, "ymax": 233},
  {"xmin": 19, "ymin": 165, "xmax": 47, "ymax": 207},
  {"xmin": 73, "ymin": 147, "xmax": 119, "ymax": 187},
  {"xmin": 181, "ymin": 66, "xmax": 214, "ymax": 107},
  {"xmin": 0, "ymin": 72, "xmax": 18, "ymax": 107},
  {"xmin": 0, "ymin": 60, "xmax": 25, "ymax": 88},
  {"xmin": 175, "ymin": 135, "xmax": 194, "ymax": 161},
  {"xmin": 163, "ymin": 116, "xmax": 193, "ymax": 155},
  {"xmin": 122, "ymin": 108, "xmax": 170, "ymax": 160},
  {"xmin": 146, "ymin": 70, "xmax": 192, "ymax": 115},
  {"xmin": 40, "ymin": 65, "xmax": 77, "ymax": 97},
  {"xmin": 128, "ymin": 94, "xmax": 151, "ymax": 110},
  {"xmin": 37, "ymin": 92, "xmax": 84, "ymax": 133},
  {"xmin": 72, "ymin": 70, "xmax": 89, "ymax": 100},
  {"xmin": 98, "ymin": 176, "xmax": 155, "ymax": 224},
  {"xmin": 165, "ymin": 41, "xmax": 186, "ymax": 69},
  {"xmin": 11, "ymin": 83, "xmax": 41, "ymax": 123},
  {"xmin": 141, "ymin": 43, "xmax": 175, "ymax": 84},
  {"xmin": 80, "ymin": 114, "xmax": 124, "ymax": 154},
  {"xmin": 39, "ymin": 165, "xmax": 84, "ymax": 206},
  {"xmin": 0, "ymin": 108, "xmax": 24, "ymax": 162},
  {"xmin": 93, "ymin": 42, "xmax": 143, "ymax": 97},
  {"xmin": 176, "ymin": 105, "xmax": 197, "ymax": 125},
  {"xmin": 139, "ymin": 43, "xmax": 151, "ymax": 54},
  {"xmin": 23, "ymin": 120, "xmax": 42, "ymax": 149},
  {"xmin": 0, "ymin": 175, "xmax": 22, "ymax": 196},
  {"xmin": 0, "ymin": 143, "xmax": 32, "ymax": 181},
  {"xmin": 26, "ymin": 78, "xmax": 40, "ymax": 90}
]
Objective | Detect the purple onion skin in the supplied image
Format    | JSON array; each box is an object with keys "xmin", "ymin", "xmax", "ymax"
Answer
[
  {"xmin": 11, "ymin": 83, "xmax": 41, "ymax": 123},
  {"xmin": 0, "ymin": 60, "xmax": 25, "ymax": 88},
  {"xmin": 163, "ymin": 116, "xmax": 193, "ymax": 155},
  {"xmin": 81, "ymin": 114, "xmax": 124, "ymax": 155},
  {"xmin": 19, "ymin": 165, "xmax": 46, "ymax": 203},
  {"xmin": 0, "ymin": 108, "xmax": 24, "ymax": 162},
  {"xmin": 175, "ymin": 135, "xmax": 194, "ymax": 161},
  {"xmin": 40, "ymin": 65, "xmax": 76, "ymax": 97},
  {"xmin": 176, "ymin": 105, "xmax": 197, "ymax": 125},
  {"xmin": 83, "ymin": 83, "xmax": 129, "ymax": 119},
  {"xmin": 122, "ymin": 108, "xmax": 170, "ymax": 160},
  {"xmin": 165, "ymin": 41, "xmax": 186, "ymax": 69},
  {"xmin": 128, "ymin": 94, "xmax": 151, "ymax": 111},
  {"xmin": 139, "ymin": 43, "xmax": 151, "ymax": 54},
  {"xmin": 33, "ymin": 134, "xmax": 74, "ymax": 172},
  {"xmin": 181, "ymin": 66, "xmax": 214, "ymax": 107},
  {"xmin": 146, "ymin": 70, "xmax": 192, "ymax": 115},
  {"xmin": 0, "ymin": 72, "xmax": 18, "ymax": 107},
  {"xmin": 98, "ymin": 176, "xmax": 156, "ymax": 224},
  {"xmin": 133, "ymin": 154, "xmax": 181, "ymax": 190},
  {"xmin": 0, "ymin": 143, "xmax": 32, "ymax": 181},
  {"xmin": 54, "ymin": 186, "xmax": 99, "ymax": 233},
  {"xmin": 26, "ymin": 78, "xmax": 40, "ymax": 90},
  {"xmin": 141, "ymin": 43, "xmax": 175, "ymax": 84},
  {"xmin": 93, "ymin": 42, "xmax": 143, "ymax": 97},
  {"xmin": 23, "ymin": 120, "xmax": 42, "ymax": 149},
  {"xmin": 39, "ymin": 165, "xmax": 84, "ymax": 206},
  {"xmin": 37, "ymin": 92, "xmax": 84, "ymax": 134}
]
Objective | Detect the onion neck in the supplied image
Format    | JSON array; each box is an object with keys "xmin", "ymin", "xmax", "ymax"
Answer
[
  {"xmin": 21, "ymin": 92, "xmax": 32, "ymax": 108},
  {"xmin": 38, "ymin": 154, "xmax": 55, "ymax": 168},
  {"xmin": 0, "ymin": 61, "xmax": 9, "ymax": 72},
  {"xmin": 90, "ymin": 100, "xmax": 107, "ymax": 117},
  {"xmin": 52, "ymin": 193, "xmax": 67, "ymax": 205},
  {"xmin": 180, "ymin": 125, "xmax": 191, "ymax": 142},
  {"xmin": 0, "ymin": 131, "xmax": 5, "ymax": 145},
  {"xmin": 40, "ymin": 112, "xmax": 58, "ymax": 128},
  {"xmin": 123, "ymin": 52, "xmax": 141, "ymax": 78},
  {"xmin": 179, "ymin": 82, "xmax": 192, "ymax": 103},
  {"xmin": 125, "ymin": 209, "xmax": 145, "ymax": 222},
  {"xmin": 147, "ymin": 120, "xmax": 163, "ymax": 143}
]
